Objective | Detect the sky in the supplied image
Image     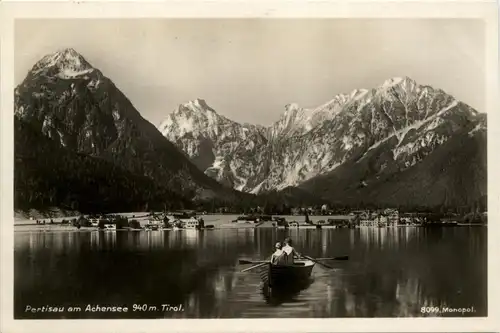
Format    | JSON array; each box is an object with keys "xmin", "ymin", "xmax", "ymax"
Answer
[{"xmin": 15, "ymin": 19, "xmax": 485, "ymax": 126}]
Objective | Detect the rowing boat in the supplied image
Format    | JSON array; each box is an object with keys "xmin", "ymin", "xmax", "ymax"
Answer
[{"xmin": 258, "ymin": 259, "xmax": 315, "ymax": 288}]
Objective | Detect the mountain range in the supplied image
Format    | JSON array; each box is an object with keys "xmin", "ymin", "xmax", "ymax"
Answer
[
  {"xmin": 159, "ymin": 77, "xmax": 487, "ymax": 209},
  {"xmin": 14, "ymin": 48, "xmax": 487, "ymax": 213},
  {"xmin": 14, "ymin": 48, "xmax": 245, "ymax": 213}
]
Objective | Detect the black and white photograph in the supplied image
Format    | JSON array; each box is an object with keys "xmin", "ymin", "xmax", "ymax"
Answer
[{"xmin": 0, "ymin": 1, "xmax": 498, "ymax": 332}]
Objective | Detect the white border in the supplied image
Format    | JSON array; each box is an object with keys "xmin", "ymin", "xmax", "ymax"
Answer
[{"xmin": 1, "ymin": 1, "xmax": 499, "ymax": 332}]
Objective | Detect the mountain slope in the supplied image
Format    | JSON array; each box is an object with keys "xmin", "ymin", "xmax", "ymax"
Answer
[
  {"xmin": 15, "ymin": 117, "xmax": 190, "ymax": 213},
  {"xmin": 300, "ymin": 114, "xmax": 486, "ymax": 208},
  {"xmin": 158, "ymin": 99, "xmax": 269, "ymax": 190},
  {"xmin": 15, "ymin": 48, "xmax": 237, "ymax": 202},
  {"xmin": 159, "ymin": 77, "xmax": 486, "ymax": 209}
]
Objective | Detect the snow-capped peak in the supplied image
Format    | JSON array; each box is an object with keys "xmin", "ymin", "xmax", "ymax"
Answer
[
  {"xmin": 159, "ymin": 98, "xmax": 233, "ymax": 138},
  {"xmin": 379, "ymin": 76, "xmax": 417, "ymax": 90},
  {"xmin": 31, "ymin": 48, "xmax": 94, "ymax": 79},
  {"xmin": 382, "ymin": 77, "xmax": 404, "ymax": 88},
  {"xmin": 156, "ymin": 75, "xmax": 482, "ymax": 195},
  {"xmin": 349, "ymin": 89, "xmax": 368, "ymax": 99},
  {"xmin": 285, "ymin": 103, "xmax": 300, "ymax": 111},
  {"xmin": 178, "ymin": 98, "xmax": 217, "ymax": 114}
]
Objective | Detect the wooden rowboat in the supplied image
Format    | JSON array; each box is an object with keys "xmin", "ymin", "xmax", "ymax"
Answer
[{"xmin": 258, "ymin": 259, "xmax": 315, "ymax": 288}]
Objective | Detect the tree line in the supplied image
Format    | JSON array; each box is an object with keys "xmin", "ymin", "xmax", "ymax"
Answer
[{"xmin": 14, "ymin": 117, "xmax": 487, "ymax": 217}]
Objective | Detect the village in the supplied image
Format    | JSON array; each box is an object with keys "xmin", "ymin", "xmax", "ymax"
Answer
[{"xmin": 24, "ymin": 204, "xmax": 487, "ymax": 232}]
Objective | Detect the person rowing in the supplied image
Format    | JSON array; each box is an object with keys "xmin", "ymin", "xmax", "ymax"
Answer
[
  {"xmin": 271, "ymin": 242, "xmax": 285, "ymax": 265},
  {"xmin": 282, "ymin": 237, "xmax": 301, "ymax": 265}
]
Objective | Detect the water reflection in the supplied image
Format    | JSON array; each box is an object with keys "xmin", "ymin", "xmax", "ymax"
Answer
[{"xmin": 14, "ymin": 227, "xmax": 486, "ymax": 318}]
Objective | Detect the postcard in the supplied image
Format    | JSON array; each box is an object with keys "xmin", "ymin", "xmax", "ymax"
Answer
[{"xmin": 0, "ymin": 1, "xmax": 498, "ymax": 332}]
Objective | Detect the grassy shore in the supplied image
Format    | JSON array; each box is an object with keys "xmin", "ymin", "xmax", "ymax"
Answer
[
  {"xmin": 13, "ymin": 210, "xmax": 352, "ymax": 232},
  {"xmin": 18, "ymin": 211, "xmax": 477, "ymax": 232},
  {"xmin": 14, "ymin": 224, "xmax": 91, "ymax": 232},
  {"xmin": 14, "ymin": 212, "xmax": 256, "ymax": 232}
]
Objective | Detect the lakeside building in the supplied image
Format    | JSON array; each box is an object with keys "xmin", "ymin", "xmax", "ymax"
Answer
[
  {"xmin": 147, "ymin": 216, "xmax": 163, "ymax": 225},
  {"xmin": 360, "ymin": 218, "xmax": 377, "ymax": 227},
  {"xmin": 377, "ymin": 215, "xmax": 389, "ymax": 227},
  {"xmin": 182, "ymin": 218, "xmax": 200, "ymax": 229},
  {"xmin": 89, "ymin": 218, "xmax": 99, "ymax": 227}
]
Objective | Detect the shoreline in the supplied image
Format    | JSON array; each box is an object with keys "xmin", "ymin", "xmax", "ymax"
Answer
[
  {"xmin": 14, "ymin": 222, "xmax": 486, "ymax": 233},
  {"xmin": 14, "ymin": 211, "xmax": 486, "ymax": 232}
]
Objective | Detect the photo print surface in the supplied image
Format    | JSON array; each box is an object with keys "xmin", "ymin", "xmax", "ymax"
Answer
[{"xmin": 10, "ymin": 17, "xmax": 488, "ymax": 321}]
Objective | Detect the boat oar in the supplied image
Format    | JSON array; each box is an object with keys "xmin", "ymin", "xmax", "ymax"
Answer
[
  {"xmin": 315, "ymin": 256, "xmax": 349, "ymax": 261},
  {"xmin": 302, "ymin": 255, "xmax": 335, "ymax": 269},
  {"xmin": 240, "ymin": 256, "xmax": 348, "ymax": 265},
  {"xmin": 239, "ymin": 259, "xmax": 265, "ymax": 265},
  {"xmin": 241, "ymin": 261, "xmax": 268, "ymax": 273}
]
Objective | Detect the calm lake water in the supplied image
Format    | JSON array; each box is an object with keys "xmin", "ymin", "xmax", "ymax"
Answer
[{"xmin": 14, "ymin": 226, "xmax": 487, "ymax": 318}]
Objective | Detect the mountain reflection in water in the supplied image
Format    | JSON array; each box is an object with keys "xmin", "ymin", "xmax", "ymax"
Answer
[{"xmin": 14, "ymin": 227, "xmax": 486, "ymax": 318}]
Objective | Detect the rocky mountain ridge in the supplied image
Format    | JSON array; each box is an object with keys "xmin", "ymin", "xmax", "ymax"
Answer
[
  {"xmin": 14, "ymin": 48, "xmax": 486, "ymax": 210},
  {"xmin": 159, "ymin": 77, "xmax": 486, "ymax": 207},
  {"xmin": 14, "ymin": 48, "xmax": 242, "ymax": 210}
]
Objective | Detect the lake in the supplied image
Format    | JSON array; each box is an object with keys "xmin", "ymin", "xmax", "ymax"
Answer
[{"xmin": 14, "ymin": 226, "xmax": 486, "ymax": 318}]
